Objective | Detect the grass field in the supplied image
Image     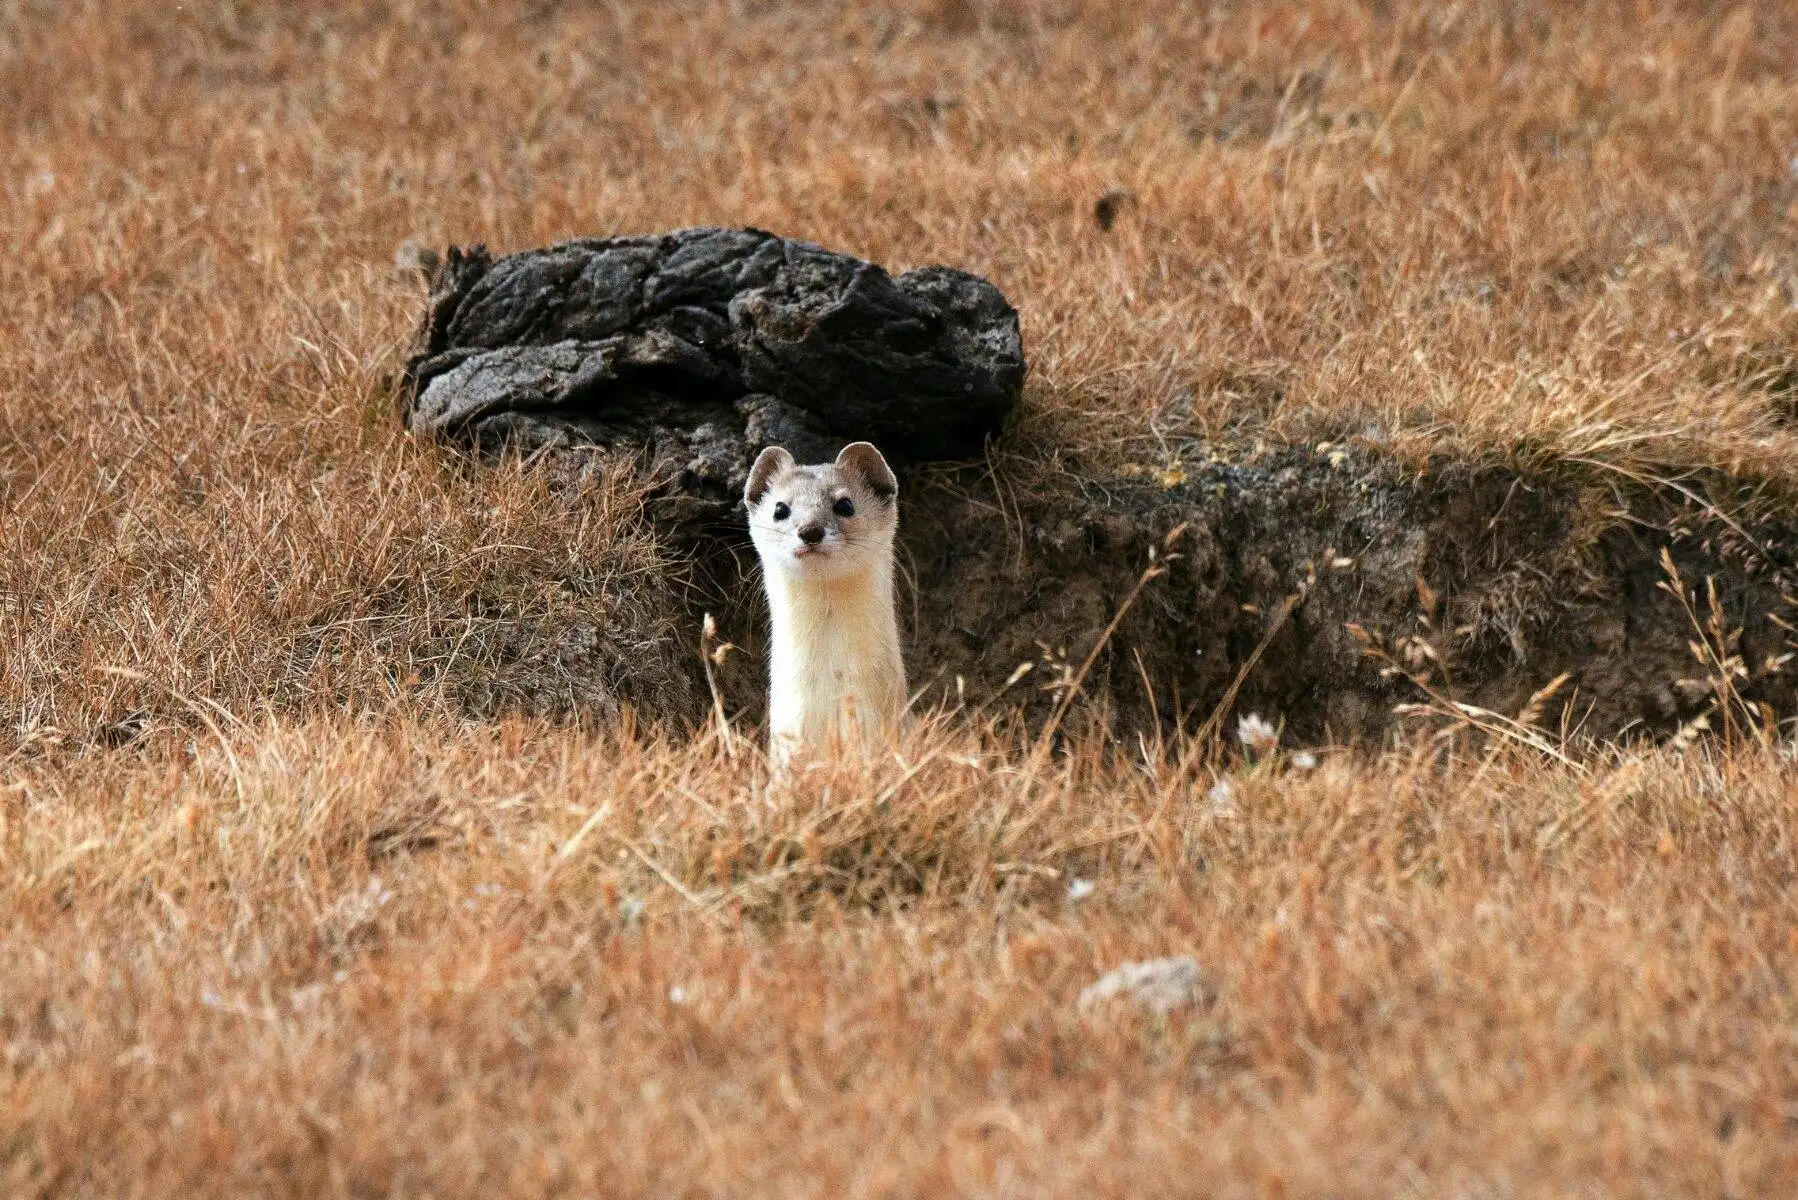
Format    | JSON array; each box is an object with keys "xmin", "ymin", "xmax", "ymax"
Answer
[{"xmin": 4, "ymin": 2, "xmax": 1798, "ymax": 1195}]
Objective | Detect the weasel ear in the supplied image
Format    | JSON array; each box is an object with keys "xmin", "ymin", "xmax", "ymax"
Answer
[
  {"xmin": 836, "ymin": 442, "xmax": 897, "ymax": 502},
  {"xmin": 745, "ymin": 445, "xmax": 795, "ymax": 507}
]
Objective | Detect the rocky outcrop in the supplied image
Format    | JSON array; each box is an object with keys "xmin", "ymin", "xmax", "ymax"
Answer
[{"xmin": 401, "ymin": 227, "xmax": 1025, "ymax": 515}]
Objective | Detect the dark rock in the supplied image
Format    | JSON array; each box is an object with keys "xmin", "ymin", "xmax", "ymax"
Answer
[
  {"xmin": 1093, "ymin": 188, "xmax": 1138, "ymax": 231},
  {"xmin": 401, "ymin": 228, "xmax": 1025, "ymax": 498}
]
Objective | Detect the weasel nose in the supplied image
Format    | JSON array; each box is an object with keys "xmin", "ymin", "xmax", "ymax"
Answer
[{"xmin": 798, "ymin": 523, "xmax": 825, "ymax": 545}]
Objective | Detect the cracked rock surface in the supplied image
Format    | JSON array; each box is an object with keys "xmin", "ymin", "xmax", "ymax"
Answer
[{"xmin": 402, "ymin": 227, "xmax": 1025, "ymax": 510}]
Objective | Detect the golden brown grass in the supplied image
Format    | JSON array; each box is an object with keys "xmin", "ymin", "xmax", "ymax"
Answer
[
  {"xmin": 8, "ymin": 724, "xmax": 1798, "ymax": 1195},
  {"xmin": 3, "ymin": 1, "xmax": 1798, "ymax": 1195}
]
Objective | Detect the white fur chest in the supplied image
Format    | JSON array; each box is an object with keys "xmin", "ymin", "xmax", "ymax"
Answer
[{"xmin": 763, "ymin": 567, "xmax": 905, "ymax": 762}]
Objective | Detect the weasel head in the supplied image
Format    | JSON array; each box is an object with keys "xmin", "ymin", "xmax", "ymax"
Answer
[{"xmin": 745, "ymin": 442, "xmax": 898, "ymax": 587}]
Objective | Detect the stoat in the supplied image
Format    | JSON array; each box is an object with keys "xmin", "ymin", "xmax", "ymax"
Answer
[{"xmin": 744, "ymin": 442, "xmax": 906, "ymax": 768}]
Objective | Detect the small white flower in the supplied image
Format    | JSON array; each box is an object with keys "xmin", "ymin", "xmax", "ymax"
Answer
[
  {"xmin": 1206, "ymin": 778, "xmax": 1236, "ymax": 815},
  {"xmin": 1236, "ymin": 712, "xmax": 1278, "ymax": 753},
  {"xmin": 668, "ymin": 985, "xmax": 688, "ymax": 1005},
  {"xmin": 1292, "ymin": 751, "xmax": 1319, "ymax": 770},
  {"xmin": 1066, "ymin": 878, "xmax": 1096, "ymax": 902}
]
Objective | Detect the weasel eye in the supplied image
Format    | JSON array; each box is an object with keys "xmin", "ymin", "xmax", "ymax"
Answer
[
  {"xmin": 833, "ymin": 497, "xmax": 855, "ymax": 518},
  {"xmin": 772, "ymin": 502, "xmax": 790, "ymax": 521}
]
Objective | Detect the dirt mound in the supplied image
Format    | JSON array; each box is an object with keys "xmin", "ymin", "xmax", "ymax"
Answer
[
  {"xmin": 908, "ymin": 452, "xmax": 1798, "ymax": 742},
  {"xmin": 670, "ymin": 448, "xmax": 1793, "ymax": 745},
  {"xmin": 400, "ymin": 234, "xmax": 1798, "ymax": 746}
]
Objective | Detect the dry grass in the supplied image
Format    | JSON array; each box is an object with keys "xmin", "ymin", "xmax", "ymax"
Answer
[
  {"xmin": 7, "ymin": 724, "xmax": 1798, "ymax": 1196},
  {"xmin": 3, "ymin": 1, "xmax": 1798, "ymax": 1195}
]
